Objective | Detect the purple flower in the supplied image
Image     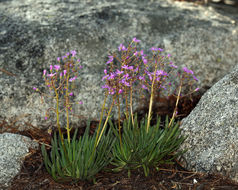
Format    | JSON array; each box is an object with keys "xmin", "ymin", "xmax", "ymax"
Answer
[
  {"xmin": 79, "ymin": 101, "xmax": 83, "ymax": 105},
  {"xmin": 109, "ymin": 88, "xmax": 115, "ymax": 95},
  {"xmin": 169, "ymin": 62, "xmax": 178, "ymax": 69},
  {"xmin": 150, "ymin": 47, "xmax": 163, "ymax": 52},
  {"xmin": 122, "ymin": 65, "xmax": 133, "ymax": 70},
  {"xmin": 193, "ymin": 75, "xmax": 198, "ymax": 81},
  {"xmin": 147, "ymin": 73, "xmax": 152, "ymax": 81},
  {"xmin": 69, "ymin": 76, "xmax": 77, "ymax": 82},
  {"xmin": 77, "ymin": 59, "xmax": 81, "ymax": 63},
  {"xmin": 144, "ymin": 70, "xmax": 149, "ymax": 74},
  {"xmin": 121, "ymin": 65, "xmax": 127, "ymax": 69},
  {"xmin": 150, "ymin": 47, "xmax": 158, "ymax": 51},
  {"xmin": 54, "ymin": 65, "xmax": 60, "ymax": 71},
  {"xmin": 50, "ymin": 65, "xmax": 53, "ymax": 71},
  {"xmin": 102, "ymin": 75, "xmax": 109, "ymax": 81},
  {"xmin": 116, "ymin": 69, "xmax": 124, "ymax": 75},
  {"xmin": 66, "ymin": 52, "xmax": 70, "ymax": 57},
  {"xmin": 118, "ymin": 89, "xmax": 123, "ymax": 94},
  {"xmin": 69, "ymin": 92, "xmax": 74, "ymax": 96},
  {"xmin": 108, "ymin": 73, "xmax": 116, "ymax": 80},
  {"xmin": 33, "ymin": 87, "xmax": 37, "ymax": 91},
  {"xmin": 63, "ymin": 70, "xmax": 67, "ymax": 76},
  {"xmin": 128, "ymin": 66, "xmax": 133, "ymax": 70},
  {"xmin": 156, "ymin": 70, "xmax": 168, "ymax": 76},
  {"xmin": 47, "ymin": 73, "xmax": 56, "ymax": 78},
  {"xmin": 124, "ymin": 81, "xmax": 130, "ymax": 87},
  {"xmin": 43, "ymin": 70, "xmax": 46, "ymax": 76},
  {"xmin": 121, "ymin": 79, "xmax": 130, "ymax": 87},
  {"xmin": 44, "ymin": 117, "xmax": 48, "ymax": 120},
  {"xmin": 139, "ymin": 76, "xmax": 145, "ymax": 81},
  {"xmin": 141, "ymin": 84, "xmax": 148, "ymax": 90},
  {"xmin": 62, "ymin": 55, "xmax": 67, "ymax": 60},
  {"xmin": 71, "ymin": 50, "xmax": 77, "ymax": 57},
  {"xmin": 140, "ymin": 50, "xmax": 144, "ymax": 55},
  {"xmin": 106, "ymin": 55, "xmax": 114, "ymax": 64},
  {"xmin": 133, "ymin": 51, "xmax": 138, "ymax": 56},
  {"xmin": 118, "ymin": 44, "xmax": 127, "ymax": 51},
  {"xmin": 156, "ymin": 77, "xmax": 161, "ymax": 81},
  {"xmin": 195, "ymin": 88, "xmax": 199, "ymax": 91},
  {"xmin": 132, "ymin": 37, "xmax": 140, "ymax": 43},
  {"xmin": 60, "ymin": 72, "xmax": 63, "ymax": 77},
  {"xmin": 167, "ymin": 54, "xmax": 171, "ymax": 57},
  {"xmin": 161, "ymin": 85, "xmax": 167, "ymax": 90},
  {"xmin": 57, "ymin": 57, "xmax": 61, "ymax": 62},
  {"xmin": 102, "ymin": 84, "xmax": 109, "ymax": 89},
  {"xmin": 104, "ymin": 69, "xmax": 107, "ymax": 75},
  {"xmin": 123, "ymin": 73, "xmax": 129, "ymax": 78},
  {"xmin": 183, "ymin": 67, "xmax": 194, "ymax": 75},
  {"xmin": 142, "ymin": 56, "xmax": 148, "ymax": 64},
  {"xmin": 79, "ymin": 65, "xmax": 83, "ymax": 69},
  {"xmin": 134, "ymin": 66, "xmax": 139, "ymax": 72}
]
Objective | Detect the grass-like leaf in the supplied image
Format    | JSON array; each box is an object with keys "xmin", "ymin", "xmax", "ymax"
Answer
[
  {"xmin": 41, "ymin": 119, "xmax": 115, "ymax": 182},
  {"xmin": 110, "ymin": 114, "xmax": 187, "ymax": 177}
]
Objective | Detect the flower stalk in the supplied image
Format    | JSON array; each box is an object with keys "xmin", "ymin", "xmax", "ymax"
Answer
[
  {"xmin": 54, "ymin": 89, "xmax": 64, "ymax": 146},
  {"xmin": 168, "ymin": 82, "xmax": 182, "ymax": 128},
  {"xmin": 65, "ymin": 65, "xmax": 71, "ymax": 144},
  {"xmin": 96, "ymin": 94, "xmax": 116, "ymax": 146},
  {"xmin": 146, "ymin": 63, "xmax": 158, "ymax": 132}
]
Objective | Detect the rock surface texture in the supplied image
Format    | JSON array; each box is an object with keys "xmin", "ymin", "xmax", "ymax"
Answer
[
  {"xmin": 0, "ymin": 133, "xmax": 38, "ymax": 189},
  {"xmin": 180, "ymin": 64, "xmax": 238, "ymax": 182},
  {"xmin": 0, "ymin": 0, "xmax": 238, "ymax": 127}
]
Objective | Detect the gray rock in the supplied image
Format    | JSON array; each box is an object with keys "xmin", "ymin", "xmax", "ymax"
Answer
[
  {"xmin": 0, "ymin": 0, "xmax": 238, "ymax": 127},
  {"xmin": 180, "ymin": 64, "xmax": 238, "ymax": 182},
  {"xmin": 0, "ymin": 133, "xmax": 39, "ymax": 189}
]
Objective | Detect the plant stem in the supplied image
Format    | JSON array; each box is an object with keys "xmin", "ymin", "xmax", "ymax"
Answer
[
  {"xmin": 96, "ymin": 95, "xmax": 115, "ymax": 146},
  {"xmin": 125, "ymin": 89, "xmax": 129, "ymax": 120},
  {"xmin": 65, "ymin": 67, "xmax": 71, "ymax": 144},
  {"xmin": 54, "ymin": 89, "xmax": 64, "ymax": 145},
  {"xmin": 95, "ymin": 92, "xmax": 108, "ymax": 148},
  {"xmin": 117, "ymin": 94, "xmax": 122, "ymax": 148},
  {"xmin": 146, "ymin": 63, "xmax": 158, "ymax": 132},
  {"xmin": 88, "ymin": 92, "xmax": 109, "ymax": 166},
  {"xmin": 130, "ymin": 85, "xmax": 134, "ymax": 127},
  {"xmin": 168, "ymin": 82, "xmax": 182, "ymax": 128}
]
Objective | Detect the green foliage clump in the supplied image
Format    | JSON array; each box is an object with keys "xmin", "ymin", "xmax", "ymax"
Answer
[
  {"xmin": 110, "ymin": 114, "xmax": 187, "ymax": 177},
  {"xmin": 41, "ymin": 121, "xmax": 115, "ymax": 182}
]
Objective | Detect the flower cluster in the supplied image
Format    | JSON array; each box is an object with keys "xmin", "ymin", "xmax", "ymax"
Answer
[
  {"xmin": 102, "ymin": 38, "xmax": 198, "ymax": 101},
  {"xmin": 43, "ymin": 51, "xmax": 81, "ymax": 87},
  {"xmin": 102, "ymin": 39, "xmax": 142, "ymax": 96},
  {"xmin": 33, "ymin": 50, "xmax": 83, "ymax": 144},
  {"xmin": 100, "ymin": 37, "xmax": 199, "ymax": 132},
  {"xmin": 34, "ymin": 50, "xmax": 83, "ymax": 111}
]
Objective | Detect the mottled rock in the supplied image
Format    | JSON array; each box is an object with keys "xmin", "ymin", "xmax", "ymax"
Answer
[
  {"xmin": 180, "ymin": 64, "xmax": 238, "ymax": 182},
  {"xmin": 0, "ymin": 0, "xmax": 238, "ymax": 127},
  {"xmin": 0, "ymin": 133, "xmax": 38, "ymax": 189}
]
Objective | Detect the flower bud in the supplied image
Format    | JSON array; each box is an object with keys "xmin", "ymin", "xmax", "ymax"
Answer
[{"xmin": 43, "ymin": 69, "xmax": 46, "ymax": 76}]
